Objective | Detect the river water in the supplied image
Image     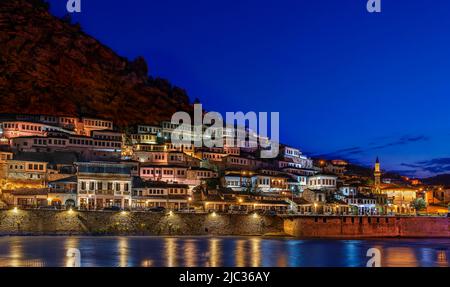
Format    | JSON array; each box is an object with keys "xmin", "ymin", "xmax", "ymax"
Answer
[{"xmin": 0, "ymin": 236, "xmax": 448, "ymax": 267}]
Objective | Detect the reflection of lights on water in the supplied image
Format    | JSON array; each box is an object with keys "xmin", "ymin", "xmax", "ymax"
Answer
[
  {"xmin": 65, "ymin": 237, "xmax": 80, "ymax": 267},
  {"xmin": 165, "ymin": 238, "xmax": 177, "ymax": 267},
  {"xmin": 251, "ymin": 238, "xmax": 261, "ymax": 267},
  {"xmin": 235, "ymin": 240, "xmax": 246, "ymax": 267},
  {"xmin": 10, "ymin": 242, "xmax": 23, "ymax": 267},
  {"xmin": 209, "ymin": 238, "xmax": 221, "ymax": 267},
  {"xmin": 6, "ymin": 239, "xmax": 45, "ymax": 267},
  {"xmin": 437, "ymin": 250, "xmax": 447, "ymax": 266},
  {"xmin": 141, "ymin": 259, "xmax": 154, "ymax": 267},
  {"xmin": 184, "ymin": 240, "xmax": 197, "ymax": 267},
  {"xmin": 384, "ymin": 248, "xmax": 418, "ymax": 267},
  {"xmin": 118, "ymin": 237, "xmax": 129, "ymax": 267}
]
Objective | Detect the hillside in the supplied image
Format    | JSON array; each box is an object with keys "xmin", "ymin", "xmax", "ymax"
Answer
[
  {"xmin": 0, "ymin": 0, "xmax": 192, "ymax": 127},
  {"xmin": 422, "ymin": 174, "xmax": 450, "ymax": 187}
]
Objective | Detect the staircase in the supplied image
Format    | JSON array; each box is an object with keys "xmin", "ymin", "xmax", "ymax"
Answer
[{"xmin": 285, "ymin": 198, "xmax": 298, "ymax": 214}]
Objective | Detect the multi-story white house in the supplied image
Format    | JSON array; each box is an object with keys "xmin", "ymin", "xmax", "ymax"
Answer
[
  {"xmin": 0, "ymin": 121, "xmax": 75, "ymax": 139},
  {"xmin": 132, "ymin": 179, "xmax": 190, "ymax": 210},
  {"xmin": 12, "ymin": 132, "xmax": 122, "ymax": 160},
  {"xmin": 76, "ymin": 162, "xmax": 132, "ymax": 210},
  {"xmin": 307, "ymin": 174, "xmax": 337, "ymax": 190},
  {"xmin": 79, "ymin": 118, "xmax": 114, "ymax": 136}
]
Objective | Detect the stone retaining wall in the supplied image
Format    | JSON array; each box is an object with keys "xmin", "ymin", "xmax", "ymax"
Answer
[
  {"xmin": 1, "ymin": 210, "xmax": 448, "ymax": 238},
  {"xmin": 283, "ymin": 215, "xmax": 450, "ymax": 238},
  {"xmin": 0, "ymin": 210, "xmax": 283, "ymax": 236}
]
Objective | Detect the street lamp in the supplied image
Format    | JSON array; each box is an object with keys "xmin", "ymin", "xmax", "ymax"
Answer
[
  {"xmin": 188, "ymin": 196, "xmax": 192, "ymax": 212},
  {"xmin": 314, "ymin": 203, "xmax": 318, "ymax": 214}
]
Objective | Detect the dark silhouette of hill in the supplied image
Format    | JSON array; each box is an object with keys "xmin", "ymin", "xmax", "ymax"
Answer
[
  {"xmin": 422, "ymin": 174, "xmax": 450, "ymax": 187},
  {"xmin": 0, "ymin": 0, "xmax": 192, "ymax": 127}
]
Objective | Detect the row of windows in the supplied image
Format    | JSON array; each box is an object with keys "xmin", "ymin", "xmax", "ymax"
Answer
[
  {"xmin": 154, "ymin": 154, "xmax": 165, "ymax": 160},
  {"xmin": 69, "ymin": 138, "xmax": 121, "ymax": 148},
  {"xmin": 0, "ymin": 154, "xmax": 13, "ymax": 160},
  {"xmin": 59, "ymin": 117, "xmax": 75, "ymax": 124},
  {"xmin": 33, "ymin": 138, "xmax": 67, "ymax": 146},
  {"xmin": 203, "ymin": 153, "xmax": 223, "ymax": 160},
  {"xmin": 227, "ymin": 180, "xmax": 241, "ymax": 187},
  {"xmin": 134, "ymin": 188, "xmax": 187, "ymax": 196},
  {"xmin": 94, "ymin": 135, "xmax": 122, "ymax": 141},
  {"xmin": 26, "ymin": 138, "xmax": 121, "ymax": 148},
  {"xmin": 3, "ymin": 123, "xmax": 43, "ymax": 131},
  {"xmin": 309, "ymin": 179, "xmax": 336, "ymax": 186},
  {"xmin": 142, "ymin": 169, "xmax": 186, "ymax": 176},
  {"xmin": 162, "ymin": 122, "xmax": 178, "ymax": 129},
  {"xmin": 285, "ymin": 148, "xmax": 300, "ymax": 156},
  {"xmin": 9, "ymin": 163, "xmax": 45, "ymax": 171},
  {"xmin": 258, "ymin": 178, "xmax": 270, "ymax": 185},
  {"xmin": 80, "ymin": 181, "xmax": 130, "ymax": 192},
  {"xmin": 170, "ymin": 155, "xmax": 184, "ymax": 161},
  {"xmin": 132, "ymin": 135, "xmax": 155, "ymax": 140},
  {"xmin": 224, "ymin": 147, "xmax": 240, "ymax": 155},
  {"xmin": 166, "ymin": 144, "xmax": 194, "ymax": 150},
  {"xmin": 84, "ymin": 120, "xmax": 112, "ymax": 128},
  {"xmin": 138, "ymin": 126, "xmax": 161, "ymax": 133},
  {"xmin": 229, "ymin": 158, "xmax": 248, "ymax": 165},
  {"xmin": 197, "ymin": 171, "xmax": 212, "ymax": 177},
  {"xmin": 347, "ymin": 199, "xmax": 376, "ymax": 205}
]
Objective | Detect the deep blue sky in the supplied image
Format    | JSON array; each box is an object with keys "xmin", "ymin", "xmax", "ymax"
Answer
[{"xmin": 48, "ymin": 0, "xmax": 450, "ymax": 178}]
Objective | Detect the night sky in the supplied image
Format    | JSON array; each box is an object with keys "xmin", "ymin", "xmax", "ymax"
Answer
[{"xmin": 47, "ymin": 0, "xmax": 450, "ymax": 178}]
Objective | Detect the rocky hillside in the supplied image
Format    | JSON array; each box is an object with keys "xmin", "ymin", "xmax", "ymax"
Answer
[{"xmin": 0, "ymin": 0, "xmax": 192, "ymax": 127}]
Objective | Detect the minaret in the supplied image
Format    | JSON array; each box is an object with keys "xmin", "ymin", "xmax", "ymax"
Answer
[{"xmin": 374, "ymin": 157, "xmax": 381, "ymax": 190}]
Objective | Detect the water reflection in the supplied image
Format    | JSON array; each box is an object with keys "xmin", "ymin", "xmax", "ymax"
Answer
[
  {"xmin": 165, "ymin": 237, "xmax": 177, "ymax": 267},
  {"xmin": 0, "ymin": 237, "xmax": 448, "ymax": 267},
  {"xmin": 384, "ymin": 247, "xmax": 419, "ymax": 267},
  {"xmin": 118, "ymin": 237, "xmax": 129, "ymax": 267},
  {"xmin": 10, "ymin": 241, "xmax": 23, "ymax": 267},
  {"xmin": 251, "ymin": 238, "xmax": 261, "ymax": 267},
  {"xmin": 235, "ymin": 239, "xmax": 246, "ymax": 267},
  {"xmin": 209, "ymin": 238, "xmax": 221, "ymax": 267},
  {"xmin": 184, "ymin": 239, "xmax": 197, "ymax": 267}
]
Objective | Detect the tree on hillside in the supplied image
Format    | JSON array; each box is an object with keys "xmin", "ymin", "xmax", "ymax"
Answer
[{"xmin": 411, "ymin": 198, "xmax": 427, "ymax": 214}]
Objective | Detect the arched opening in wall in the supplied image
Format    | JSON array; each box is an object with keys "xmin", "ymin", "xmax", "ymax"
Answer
[{"xmin": 65, "ymin": 199, "xmax": 76, "ymax": 208}]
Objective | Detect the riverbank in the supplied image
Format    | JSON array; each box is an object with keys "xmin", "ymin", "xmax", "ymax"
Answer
[{"xmin": 0, "ymin": 210, "xmax": 448, "ymax": 238}]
